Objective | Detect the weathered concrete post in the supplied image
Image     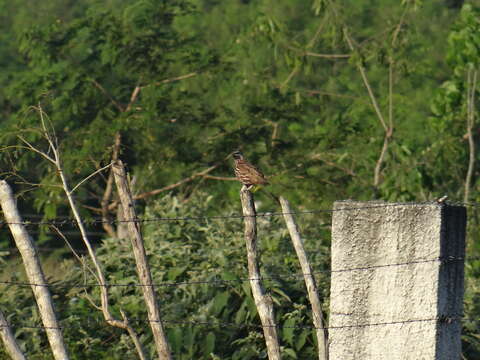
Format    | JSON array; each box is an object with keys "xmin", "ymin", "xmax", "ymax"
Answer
[{"xmin": 329, "ymin": 201, "xmax": 466, "ymax": 360}]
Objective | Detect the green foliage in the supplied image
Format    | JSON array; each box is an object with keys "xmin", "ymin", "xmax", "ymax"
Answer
[
  {"xmin": 427, "ymin": 4, "xmax": 480, "ymax": 201},
  {"xmin": 447, "ymin": 4, "xmax": 480, "ymax": 73}
]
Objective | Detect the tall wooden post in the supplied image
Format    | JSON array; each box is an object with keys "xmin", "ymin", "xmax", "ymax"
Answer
[
  {"xmin": 113, "ymin": 160, "xmax": 172, "ymax": 360},
  {"xmin": 0, "ymin": 180, "xmax": 70, "ymax": 360},
  {"xmin": 240, "ymin": 186, "xmax": 281, "ymax": 360},
  {"xmin": 280, "ymin": 196, "xmax": 328, "ymax": 360}
]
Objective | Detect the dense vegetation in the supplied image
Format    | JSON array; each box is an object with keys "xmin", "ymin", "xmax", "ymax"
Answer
[{"xmin": 0, "ymin": 0, "xmax": 479, "ymax": 358}]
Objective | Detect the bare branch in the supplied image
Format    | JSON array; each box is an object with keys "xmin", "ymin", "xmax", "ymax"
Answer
[
  {"xmin": 304, "ymin": 51, "xmax": 351, "ymax": 59},
  {"xmin": 17, "ymin": 136, "xmax": 55, "ymax": 164},
  {"xmin": 281, "ymin": 43, "xmax": 350, "ymax": 60},
  {"xmin": 280, "ymin": 66, "xmax": 301, "ymax": 89},
  {"xmin": 0, "ymin": 144, "xmax": 40, "ymax": 152},
  {"xmin": 90, "ymin": 79, "xmax": 125, "ymax": 112},
  {"xmin": 0, "ymin": 308, "xmax": 26, "ymax": 360},
  {"xmin": 392, "ymin": 3, "xmax": 409, "ymax": 46},
  {"xmin": 86, "ymin": 166, "xmax": 236, "ymax": 215},
  {"xmin": 373, "ymin": 58, "xmax": 395, "ymax": 188},
  {"xmin": 343, "ymin": 29, "xmax": 388, "ymax": 133},
  {"xmin": 373, "ymin": 135, "xmax": 390, "ymax": 188},
  {"xmin": 201, "ymin": 174, "xmax": 237, "ymax": 181},
  {"xmin": 311, "ymin": 154, "xmax": 356, "ymax": 177},
  {"xmin": 341, "ymin": 23, "xmax": 399, "ymax": 188},
  {"xmin": 26, "ymin": 106, "xmax": 149, "ymax": 359},
  {"xmin": 14, "ymin": 181, "xmax": 62, "ymax": 189},
  {"xmin": 263, "ymin": 119, "xmax": 281, "ymax": 147},
  {"xmin": 464, "ymin": 68, "xmax": 477, "ymax": 203},
  {"xmin": 120, "ymin": 310, "xmax": 149, "ymax": 360},
  {"xmin": 37, "ymin": 104, "xmax": 58, "ymax": 151},
  {"xmin": 135, "ymin": 164, "xmax": 220, "ymax": 200},
  {"xmin": 50, "ymin": 225, "xmax": 100, "ymax": 284},
  {"xmin": 125, "ymin": 85, "xmax": 142, "ymax": 112},
  {"xmin": 143, "ymin": 72, "xmax": 198, "ymax": 88},
  {"xmin": 308, "ymin": 20, "xmax": 327, "ymax": 49},
  {"xmin": 71, "ymin": 162, "xmax": 114, "ymax": 194},
  {"xmin": 294, "ymin": 88, "xmax": 363, "ymax": 101},
  {"xmin": 280, "ymin": 18, "xmax": 347, "ymax": 89},
  {"xmin": 101, "ymin": 133, "xmax": 122, "ymax": 237},
  {"xmin": 388, "ymin": 59, "xmax": 394, "ymax": 131},
  {"xmin": 82, "ymin": 290, "xmax": 102, "ymax": 312},
  {"xmin": 107, "ymin": 163, "xmax": 221, "ymax": 209},
  {"xmin": 80, "ymin": 204, "xmax": 103, "ymax": 213}
]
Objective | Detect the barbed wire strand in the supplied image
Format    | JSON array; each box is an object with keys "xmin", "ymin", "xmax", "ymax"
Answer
[
  {"xmin": 0, "ymin": 314, "xmax": 463, "ymax": 332},
  {"xmin": 1, "ymin": 255, "xmax": 478, "ymax": 290},
  {"xmin": 0, "ymin": 200, "xmax": 472, "ymax": 227}
]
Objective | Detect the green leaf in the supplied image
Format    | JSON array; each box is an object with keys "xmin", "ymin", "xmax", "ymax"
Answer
[
  {"xmin": 221, "ymin": 271, "xmax": 238, "ymax": 281},
  {"xmin": 295, "ymin": 330, "xmax": 308, "ymax": 351},
  {"xmin": 204, "ymin": 332, "xmax": 216, "ymax": 356},
  {"xmin": 271, "ymin": 287, "xmax": 292, "ymax": 302},
  {"xmin": 212, "ymin": 291, "xmax": 229, "ymax": 316},
  {"xmin": 168, "ymin": 327, "xmax": 182, "ymax": 353},
  {"xmin": 283, "ymin": 317, "xmax": 296, "ymax": 346},
  {"xmin": 235, "ymin": 300, "xmax": 248, "ymax": 324},
  {"xmin": 167, "ymin": 266, "xmax": 186, "ymax": 281},
  {"xmin": 184, "ymin": 327, "xmax": 195, "ymax": 355},
  {"xmin": 284, "ymin": 347, "xmax": 298, "ymax": 359}
]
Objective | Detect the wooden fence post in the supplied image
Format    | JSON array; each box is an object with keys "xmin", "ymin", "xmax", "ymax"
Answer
[
  {"xmin": 113, "ymin": 160, "xmax": 172, "ymax": 360},
  {"xmin": 0, "ymin": 180, "xmax": 70, "ymax": 360},
  {"xmin": 279, "ymin": 196, "xmax": 328, "ymax": 360},
  {"xmin": 329, "ymin": 201, "xmax": 466, "ymax": 360},
  {"xmin": 239, "ymin": 186, "xmax": 281, "ymax": 360},
  {"xmin": 0, "ymin": 309, "xmax": 26, "ymax": 360}
]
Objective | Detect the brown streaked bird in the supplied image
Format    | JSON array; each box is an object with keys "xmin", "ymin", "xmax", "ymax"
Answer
[{"xmin": 232, "ymin": 151, "xmax": 269, "ymax": 190}]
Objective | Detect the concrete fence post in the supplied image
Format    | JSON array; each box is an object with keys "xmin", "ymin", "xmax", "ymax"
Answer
[{"xmin": 329, "ymin": 201, "xmax": 466, "ymax": 360}]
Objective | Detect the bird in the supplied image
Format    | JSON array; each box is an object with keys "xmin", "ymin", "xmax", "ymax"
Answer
[{"xmin": 232, "ymin": 151, "xmax": 269, "ymax": 191}]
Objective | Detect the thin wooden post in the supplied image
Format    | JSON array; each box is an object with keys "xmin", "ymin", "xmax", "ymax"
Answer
[
  {"xmin": 279, "ymin": 196, "xmax": 328, "ymax": 360},
  {"xmin": 113, "ymin": 160, "xmax": 172, "ymax": 360},
  {"xmin": 239, "ymin": 186, "xmax": 281, "ymax": 360},
  {"xmin": 0, "ymin": 180, "xmax": 70, "ymax": 360},
  {"xmin": 0, "ymin": 309, "xmax": 26, "ymax": 360}
]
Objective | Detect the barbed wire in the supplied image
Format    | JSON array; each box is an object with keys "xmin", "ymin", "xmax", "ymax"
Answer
[
  {"xmin": 1, "ymin": 255, "xmax": 477, "ymax": 290},
  {"xmin": 0, "ymin": 201, "xmax": 475, "ymax": 350},
  {"xmin": 0, "ymin": 200, "xmax": 469, "ymax": 227},
  {"xmin": 0, "ymin": 314, "xmax": 463, "ymax": 332}
]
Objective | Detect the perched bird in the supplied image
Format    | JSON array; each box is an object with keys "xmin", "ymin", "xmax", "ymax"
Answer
[{"xmin": 232, "ymin": 151, "xmax": 269, "ymax": 191}]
